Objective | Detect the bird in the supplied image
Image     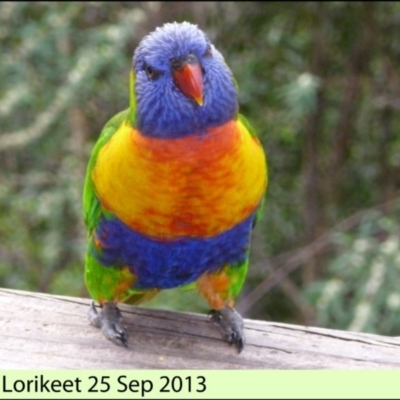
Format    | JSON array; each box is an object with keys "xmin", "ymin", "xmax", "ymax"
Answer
[{"xmin": 82, "ymin": 21, "xmax": 267, "ymax": 353}]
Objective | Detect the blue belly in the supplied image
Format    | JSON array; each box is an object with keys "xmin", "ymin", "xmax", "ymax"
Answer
[{"xmin": 92, "ymin": 213, "xmax": 254, "ymax": 290}]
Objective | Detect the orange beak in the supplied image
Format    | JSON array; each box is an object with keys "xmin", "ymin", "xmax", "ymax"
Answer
[{"xmin": 173, "ymin": 62, "xmax": 203, "ymax": 106}]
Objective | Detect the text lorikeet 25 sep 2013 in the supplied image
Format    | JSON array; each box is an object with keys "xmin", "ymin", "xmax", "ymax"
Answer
[{"xmin": 83, "ymin": 21, "xmax": 267, "ymax": 353}]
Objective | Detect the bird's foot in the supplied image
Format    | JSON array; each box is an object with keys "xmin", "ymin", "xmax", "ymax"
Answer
[
  {"xmin": 209, "ymin": 306, "xmax": 245, "ymax": 353},
  {"xmin": 88, "ymin": 301, "xmax": 128, "ymax": 348}
]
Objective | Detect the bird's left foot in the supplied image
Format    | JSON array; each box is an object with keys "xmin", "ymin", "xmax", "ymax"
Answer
[
  {"xmin": 209, "ymin": 306, "xmax": 245, "ymax": 353},
  {"xmin": 88, "ymin": 301, "xmax": 128, "ymax": 348}
]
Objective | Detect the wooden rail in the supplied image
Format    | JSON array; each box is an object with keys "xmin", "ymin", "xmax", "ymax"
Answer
[{"xmin": 2, "ymin": 288, "xmax": 400, "ymax": 369}]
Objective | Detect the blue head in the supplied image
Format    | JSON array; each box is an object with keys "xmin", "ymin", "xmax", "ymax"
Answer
[{"xmin": 133, "ymin": 21, "xmax": 238, "ymax": 138}]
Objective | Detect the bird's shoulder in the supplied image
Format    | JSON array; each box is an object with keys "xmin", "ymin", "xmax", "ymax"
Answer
[
  {"xmin": 82, "ymin": 108, "xmax": 131, "ymax": 233},
  {"xmin": 236, "ymin": 112, "xmax": 267, "ymax": 228},
  {"xmin": 237, "ymin": 113, "xmax": 258, "ymax": 138}
]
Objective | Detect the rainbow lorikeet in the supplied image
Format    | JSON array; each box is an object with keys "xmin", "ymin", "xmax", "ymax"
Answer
[{"xmin": 83, "ymin": 21, "xmax": 267, "ymax": 353}]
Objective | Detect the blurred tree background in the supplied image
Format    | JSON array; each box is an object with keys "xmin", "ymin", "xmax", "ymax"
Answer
[{"xmin": 1, "ymin": 1, "xmax": 400, "ymax": 336}]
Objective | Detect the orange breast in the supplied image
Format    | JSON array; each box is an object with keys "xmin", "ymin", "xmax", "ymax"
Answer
[{"xmin": 92, "ymin": 119, "xmax": 267, "ymax": 239}]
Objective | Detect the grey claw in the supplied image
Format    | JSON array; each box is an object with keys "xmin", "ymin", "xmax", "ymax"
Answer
[
  {"xmin": 209, "ymin": 307, "xmax": 245, "ymax": 353},
  {"xmin": 87, "ymin": 301, "xmax": 128, "ymax": 348},
  {"xmin": 88, "ymin": 301, "xmax": 101, "ymax": 328}
]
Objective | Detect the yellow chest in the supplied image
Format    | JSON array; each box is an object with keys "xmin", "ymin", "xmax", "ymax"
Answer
[{"xmin": 92, "ymin": 119, "xmax": 267, "ymax": 239}]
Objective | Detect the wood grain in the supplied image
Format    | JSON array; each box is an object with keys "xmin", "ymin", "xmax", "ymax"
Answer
[{"xmin": 1, "ymin": 288, "xmax": 400, "ymax": 369}]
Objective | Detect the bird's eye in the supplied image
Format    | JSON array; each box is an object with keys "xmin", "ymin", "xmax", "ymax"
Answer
[
  {"xmin": 144, "ymin": 64, "xmax": 158, "ymax": 79},
  {"xmin": 204, "ymin": 43, "xmax": 212, "ymax": 57}
]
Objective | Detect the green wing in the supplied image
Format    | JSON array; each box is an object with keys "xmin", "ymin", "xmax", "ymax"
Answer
[
  {"xmin": 83, "ymin": 70, "xmax": 137, "ymax": 234},
  {"xmin": 83, "ymin": 108, "xmax": 129, "ymax": 233},
  {"xmin": 238, "ymin": 113, "xmax": 258, "ymax": 138}
]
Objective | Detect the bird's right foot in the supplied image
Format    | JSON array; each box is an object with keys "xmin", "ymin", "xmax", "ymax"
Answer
[
  {"xmin": 209, "ymin": 306, "xmax": 245, "ymax": 353},
  {"xmin": 88, "ymin": 301, "xmax": 128, "ymax": 347}
]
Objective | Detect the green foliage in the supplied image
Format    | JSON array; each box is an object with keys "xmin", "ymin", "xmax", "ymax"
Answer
[
  {"xmin": 0, "ymin": 2, "xmax": 145, "ymax": 296},
  {"xmin": 305, "ymin": 206, "xmax": 400, "ymax": 335},
  {"xmin": 279, "ymin": 72, "xmax": 321, "ymax": 120}
]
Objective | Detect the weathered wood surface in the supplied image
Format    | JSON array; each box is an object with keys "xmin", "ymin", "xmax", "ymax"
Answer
[{"xmin": 2, "ymin": 288, "xmax": 400, "ymax": 369}]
